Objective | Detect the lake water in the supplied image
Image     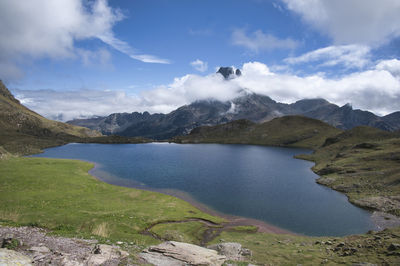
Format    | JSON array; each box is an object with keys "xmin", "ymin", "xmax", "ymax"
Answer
[{"xmin": 33, "ymin": 143, "xmax": 375, "ymax": 236}]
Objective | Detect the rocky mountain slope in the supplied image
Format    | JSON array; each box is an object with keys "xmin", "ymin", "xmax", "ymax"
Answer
[
  {"xmin": 0, "ymin": 80, "xmax": 101, "ymax": 155},
  {"xmin": 69, "ymin": 93, "xmax": 400, "ymax": 140}
]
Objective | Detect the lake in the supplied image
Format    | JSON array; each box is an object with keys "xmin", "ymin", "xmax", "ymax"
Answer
[{"xmin": 33, "ymin": 143, "xmax": 375, "ymax": 236}]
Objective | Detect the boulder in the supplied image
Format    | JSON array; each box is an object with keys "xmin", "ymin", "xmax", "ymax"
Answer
[{"xmin": 139, "ymin": 241, "xmax": 226, "ymax": 266}]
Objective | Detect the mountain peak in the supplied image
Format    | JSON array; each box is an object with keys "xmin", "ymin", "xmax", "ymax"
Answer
[{"xmin": 217, "ymin": 67, "xmax": 241, "ymax": 79}]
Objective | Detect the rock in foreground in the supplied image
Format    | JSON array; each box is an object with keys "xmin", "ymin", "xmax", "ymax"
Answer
[
  {"xmin": 139, "ymin": 241, "xmax": 227, "ymax": 266},
  {"xmin": 0, "ymin": 225, "xmax": 129, "ymax": 265}
]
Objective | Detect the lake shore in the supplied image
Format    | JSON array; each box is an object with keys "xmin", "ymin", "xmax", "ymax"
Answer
[{"xmin": 88, "ymin": 160, "xmax": 295, "ymax": 236}]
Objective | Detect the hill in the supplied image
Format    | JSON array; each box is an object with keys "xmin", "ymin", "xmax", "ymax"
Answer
[
  {"xmin": 174, "ymin": 115, "xmax": 342, "ymax": 150},
  {"xmin": 0, "ymin": 81, "xmax": 101, "ymax": 155},
  {"xmin": 298, "ymin": 126, "xmax": 400, "ymax": 215}
]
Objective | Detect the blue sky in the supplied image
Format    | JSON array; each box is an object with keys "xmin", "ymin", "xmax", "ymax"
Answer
[{"xmin": 1, "ymin": 0, "xmax": 400, "ymax": 121}]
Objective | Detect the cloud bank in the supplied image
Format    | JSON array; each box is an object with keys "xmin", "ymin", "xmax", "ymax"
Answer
[
  {"xmin": 13, "ymin": 59, "xmax": 400, "ymax": 121},
  {"xmin": 282, "ymin": 0, "xmax": 400, "ymax": 45},
  {"xmin": 0, "ymin": 0, "xmax": 169, "ymax": 81}
]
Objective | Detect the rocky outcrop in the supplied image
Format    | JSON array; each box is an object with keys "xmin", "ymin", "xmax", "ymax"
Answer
[
  {"xmin": 139, "ymin": 241, "xmax": 227, "ymax": 265},
  {"xmin": 217, "ymin": 67, "xmax": 241, "ymax": 79},
  {"xmin": 0, "ymin": 226, "xmax": 130, "ymax": 265},
  {"xmin": 351, "ymin": 196, "xmax": 400, "ymax": 213}
]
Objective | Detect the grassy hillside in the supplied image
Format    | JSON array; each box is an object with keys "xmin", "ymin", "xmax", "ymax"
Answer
[
  {"xmin": 174, "ymin": 115, "xmax": 342, "ymax": 150},
  {"xmin": 0, "ymin": 80, "xmax": 104, "ymax": 155},
  {"xmin": 297, "ymin": 126, "xmax": 400, "ymax": 216}
]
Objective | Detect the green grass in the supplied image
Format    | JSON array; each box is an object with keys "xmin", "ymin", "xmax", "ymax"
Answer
[
  {"xmin": 149, "ymin": 221, "xmax": 209, "ymax": 245},
  {"xmin": 297, "ymin": 127, "xmax": 400, "ymax": 215},
  {"xmin": 0, "ymin": 157, "xmax": 224, "ymax": 247},
  {"xmin": 229, "ymin": 225, "xmax": 258, "ymax": 233},
  {"xmin": 209, "ymin": 228, "xmax": 400, "ymax": 265}
]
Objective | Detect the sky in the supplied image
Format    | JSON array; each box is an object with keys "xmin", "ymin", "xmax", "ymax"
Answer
[{"xmin": 1, "ymin": 0, "xmax": 400, "ymax": 121}]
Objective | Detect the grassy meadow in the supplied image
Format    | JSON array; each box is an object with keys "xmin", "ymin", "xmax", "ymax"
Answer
[{"xmin": 0, "ymin": 157, "xmax": 223, "ymax": 247}]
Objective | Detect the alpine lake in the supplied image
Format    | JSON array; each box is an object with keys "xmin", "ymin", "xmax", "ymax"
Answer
[{"xmin": 33, "ymin": 142, "xmax": 376, "ymax": 236}]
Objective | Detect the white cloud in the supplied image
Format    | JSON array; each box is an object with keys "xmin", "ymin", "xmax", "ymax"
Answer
[
  {"xmin": 376, "ymin": 59, "xmax": 400, "ymax": 77},
  {"xmin": 281, "ymin": 0, "xmax": 400, "ymax": 46},
  {"xmin": 13, "ymin": 60, "xmax": 400, "ymax": 121},
  {"xmin": 14, "ymin": 89, "xmax": 144, "ymax": 122},
  {"xmin": 0, "ymin": 0, "xmax": 169, "ymax": 81},
  {"xmin": 98, "ymin": 34, "xmax": 170, "ymax": 64},
  {"xmin": 232, "ymin": 29, "xmax": 299, "ymax": 53},
  {"xmin": 190, "ymin": 59, "xmax": 208, "ymax": 72},
  {"xmin": 234, "ymin": 61, "xmax": 400, "ymax": 115},
  {"xmin": 285, "ymin": 45, "xmax": 371, "ymax": 69}
]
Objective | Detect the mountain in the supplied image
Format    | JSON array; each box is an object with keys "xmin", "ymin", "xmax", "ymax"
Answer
[
  {"xmin": 68, "ymin": 92, "xmax": 400, "ymax": 140},
  {"xmin": 383, "ymin": 112, "xmax": 400, "ymax": 131},
  {"xmin": 300, "ymin": 102, "xmax": 396, "ymax": 131},
  {"xmin": 67, "ymin": 66, "xmax": 400, "ymax": 139},
  {"xmin": 0, "ymin": 80, "xmax": 101, "ymax": 155},
  {"xmin": 69, "ymin": 93, "xmax": 292, "ymax": 140}
]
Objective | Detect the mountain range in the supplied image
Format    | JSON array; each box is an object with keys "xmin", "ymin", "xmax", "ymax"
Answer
[
  {"xmin": 68, "ymin": 67, "xmax": 400, "ymax": 140},
  {"xmin": 68, "ymin": 92, "xmax": 400, "ymax": 140}
]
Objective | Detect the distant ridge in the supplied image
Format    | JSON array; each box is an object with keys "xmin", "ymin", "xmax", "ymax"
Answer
[{"xmin": 68, "ymin": 92, "xmax": 400, "ymax": 140}]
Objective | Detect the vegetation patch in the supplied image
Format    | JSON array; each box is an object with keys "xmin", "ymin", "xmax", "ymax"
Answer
[{"xmin": 208, "ymin": 227, "xmax": 400, "ymax": 265}]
